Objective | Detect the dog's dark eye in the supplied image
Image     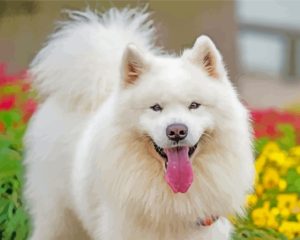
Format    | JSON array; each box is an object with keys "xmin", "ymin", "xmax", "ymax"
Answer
[
  {"xmin": 150, "ymin": 104, "xmax": 163, "ymax": 112},
  {"xmin": 189, "ymin": 102, "xmax": 201, "ymax": 110}
]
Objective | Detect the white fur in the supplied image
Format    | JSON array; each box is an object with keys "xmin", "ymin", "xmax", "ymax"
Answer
[{"xmin": 24, "ymin": 7, "xmax": 254, "ymax": 240}]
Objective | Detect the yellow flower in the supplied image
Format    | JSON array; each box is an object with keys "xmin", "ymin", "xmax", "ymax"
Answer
[
  {"xmin": 249, "ymin": 141, "xmax": 300, "ymax": 239},
  {"xmin": 280, "ymin": 208, "xmax": 291, "ymax": 219},
  {"xmin": 290, "ymin": 146, "xmax": 300, "ymax": 157},
  {"xmin": 271, "ymin": 207, "xmax": 280, "ymax": 216},
  {"xmin": 279, "ymin": 179, "xmax": 287, "ymax": 191},
  {"xmin": 262, "ymin": 167, "xmax": 280, "ymax": 189},
  {"xmin": 262, "ymin": 142, "xmax": 280, "ymax": 154},
  {"xmin": 266, "ymin": 215, "xmax": 278, "ymax": 229},
  {"xmin": 284, "ymin": 157, "xmax": 296, "ymax": 168},
  {"xmin": 279, "ymin": 221, "xmax": 300, "ymax": 239},
  {"xmin": 268, "ymin": 151, "xmax": 286, "ymax": 166},
  {"xmin": 255, "ymin": 155, "xmax": 266, "ymax": 173},
  {"xmin": 247, "ymin": 194, "xmax": 258, "ymax": 207},
  {"xmin": 251, "ymin": 207, "xmax": 269, "ymax": 227},
  {"xmin": 277, "ymin": 194, "xmax": 298, "ymax": 210},
  {"xmin": 255, "ymin": 184, "xmax": 264, "ymax": 196}
]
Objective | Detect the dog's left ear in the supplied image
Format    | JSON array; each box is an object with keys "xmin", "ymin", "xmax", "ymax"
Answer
[
  {"xmin": 184, "ymin": 35, "xmax": 226, "ymax": 79},
  {"xmin": 121, "ymin": 44, "xmax": 148, "ymax": 87}
]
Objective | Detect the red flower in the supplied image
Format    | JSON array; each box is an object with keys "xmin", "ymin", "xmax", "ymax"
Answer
[
  {"xmin": 0, "ymin": 95, "xmax": 15, "ymax": 110},
  {"xmin": 266, "ymin": 124, "xmax": 277, "ymax": 137},
  {"xmin": 251, "ymin": 109, "xmax": 300, "ymax": 142}
]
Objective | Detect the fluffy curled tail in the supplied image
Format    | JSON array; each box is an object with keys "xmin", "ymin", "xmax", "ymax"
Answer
[{"xmin": 30, "ymin": 7, "xmax": 156, "ymax": 110}]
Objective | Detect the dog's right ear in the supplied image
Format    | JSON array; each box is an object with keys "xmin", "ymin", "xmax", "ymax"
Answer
[{"xmin": 121, "ymin": 44, "xmax": 148, "ymax": 87}]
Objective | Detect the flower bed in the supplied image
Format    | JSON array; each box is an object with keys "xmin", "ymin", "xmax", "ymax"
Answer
[
  {"xmin": 234, "ymin": 110, "xmax": 300, "ymax": 240},
  {"xmin": 0, "ymin": 64, "xmax": 35, "ymax": 239},
  {"xmin": 0, "ymin": 64, "xmax": 299, "ymax": 239}
]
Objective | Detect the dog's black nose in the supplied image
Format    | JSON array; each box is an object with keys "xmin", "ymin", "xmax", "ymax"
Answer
[{"xmin": 166, "ymin": 123, "xmax": 188, "ymax": 142}]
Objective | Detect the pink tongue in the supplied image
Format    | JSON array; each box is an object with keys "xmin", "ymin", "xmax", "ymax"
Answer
[{"xmin": 164, "ymin": 146, "xmax": 194, "ymax": 193}]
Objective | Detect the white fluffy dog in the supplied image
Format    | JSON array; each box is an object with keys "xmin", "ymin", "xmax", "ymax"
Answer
[{"xmin": 24, "ymin": 7, "xmax": 254, "ymax": 240}]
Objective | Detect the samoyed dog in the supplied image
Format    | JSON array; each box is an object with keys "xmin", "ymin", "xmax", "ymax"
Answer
[{"xmin": 24, "ymin": 7, "xmax": 254, "ymax": 240}]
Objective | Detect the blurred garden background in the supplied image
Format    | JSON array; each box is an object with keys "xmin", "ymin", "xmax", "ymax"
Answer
[{"xmin": 0, "ymin": 0, "xmax": 300, "ymax": 239}]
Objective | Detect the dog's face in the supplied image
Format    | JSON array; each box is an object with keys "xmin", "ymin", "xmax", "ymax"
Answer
[{"xmin": 118, "ymin": 36, "xmax": 239, "ymax": 194}]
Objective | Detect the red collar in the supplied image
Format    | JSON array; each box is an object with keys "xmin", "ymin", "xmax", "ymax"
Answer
[{"xmin": 196, "ymin": 216, "xmax": 219, "ymax": 227}]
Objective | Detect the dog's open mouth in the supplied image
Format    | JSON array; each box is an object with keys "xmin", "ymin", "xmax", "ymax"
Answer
[
  {"xmin": 152, "ymin": 142, "xmax": 198, "ymax": 194},
  {"xmin": 153, "ymin": 142, "xmax": 198, "ymax": 169}
]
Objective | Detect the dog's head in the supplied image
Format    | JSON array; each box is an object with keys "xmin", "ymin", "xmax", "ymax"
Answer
[{"xmin": 116, "ymin": 36, "xmax": 250, "ymax": 194}]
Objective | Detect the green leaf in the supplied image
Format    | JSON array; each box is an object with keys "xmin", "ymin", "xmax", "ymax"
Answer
[
  {"xmin": 0, "ymin": 149, "xmax": 21, "ymax": 179},
  {"xmin": 255, "ymin": 137, "xmax": 270, "ymax": 154},
  {"xmin": 277, "ymin": 124, "xmax": 296, "ymax": 150},
  {"xmin": 2, "ymin": 85, "xmax": 21, "ymax": 95}
]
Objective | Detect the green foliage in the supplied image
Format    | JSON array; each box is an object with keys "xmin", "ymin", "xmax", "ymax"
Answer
[
  {"xmin": 232, "ymin": 216, "xmax": 289, "ymax": 240},
  {"xmin": 0, "ymin": 65, "xmax": 32, "ymax": 239},
  {"xmin": 277, "ymin": 124, "xmax": 296, "ymax": 150},
  {"xmin": 0, "ymin": 115, "xmax": 29, "ymax": 239},
  {"xmin": 233, "ymin": 226, "xmax": 288, "ymax": 240}
]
